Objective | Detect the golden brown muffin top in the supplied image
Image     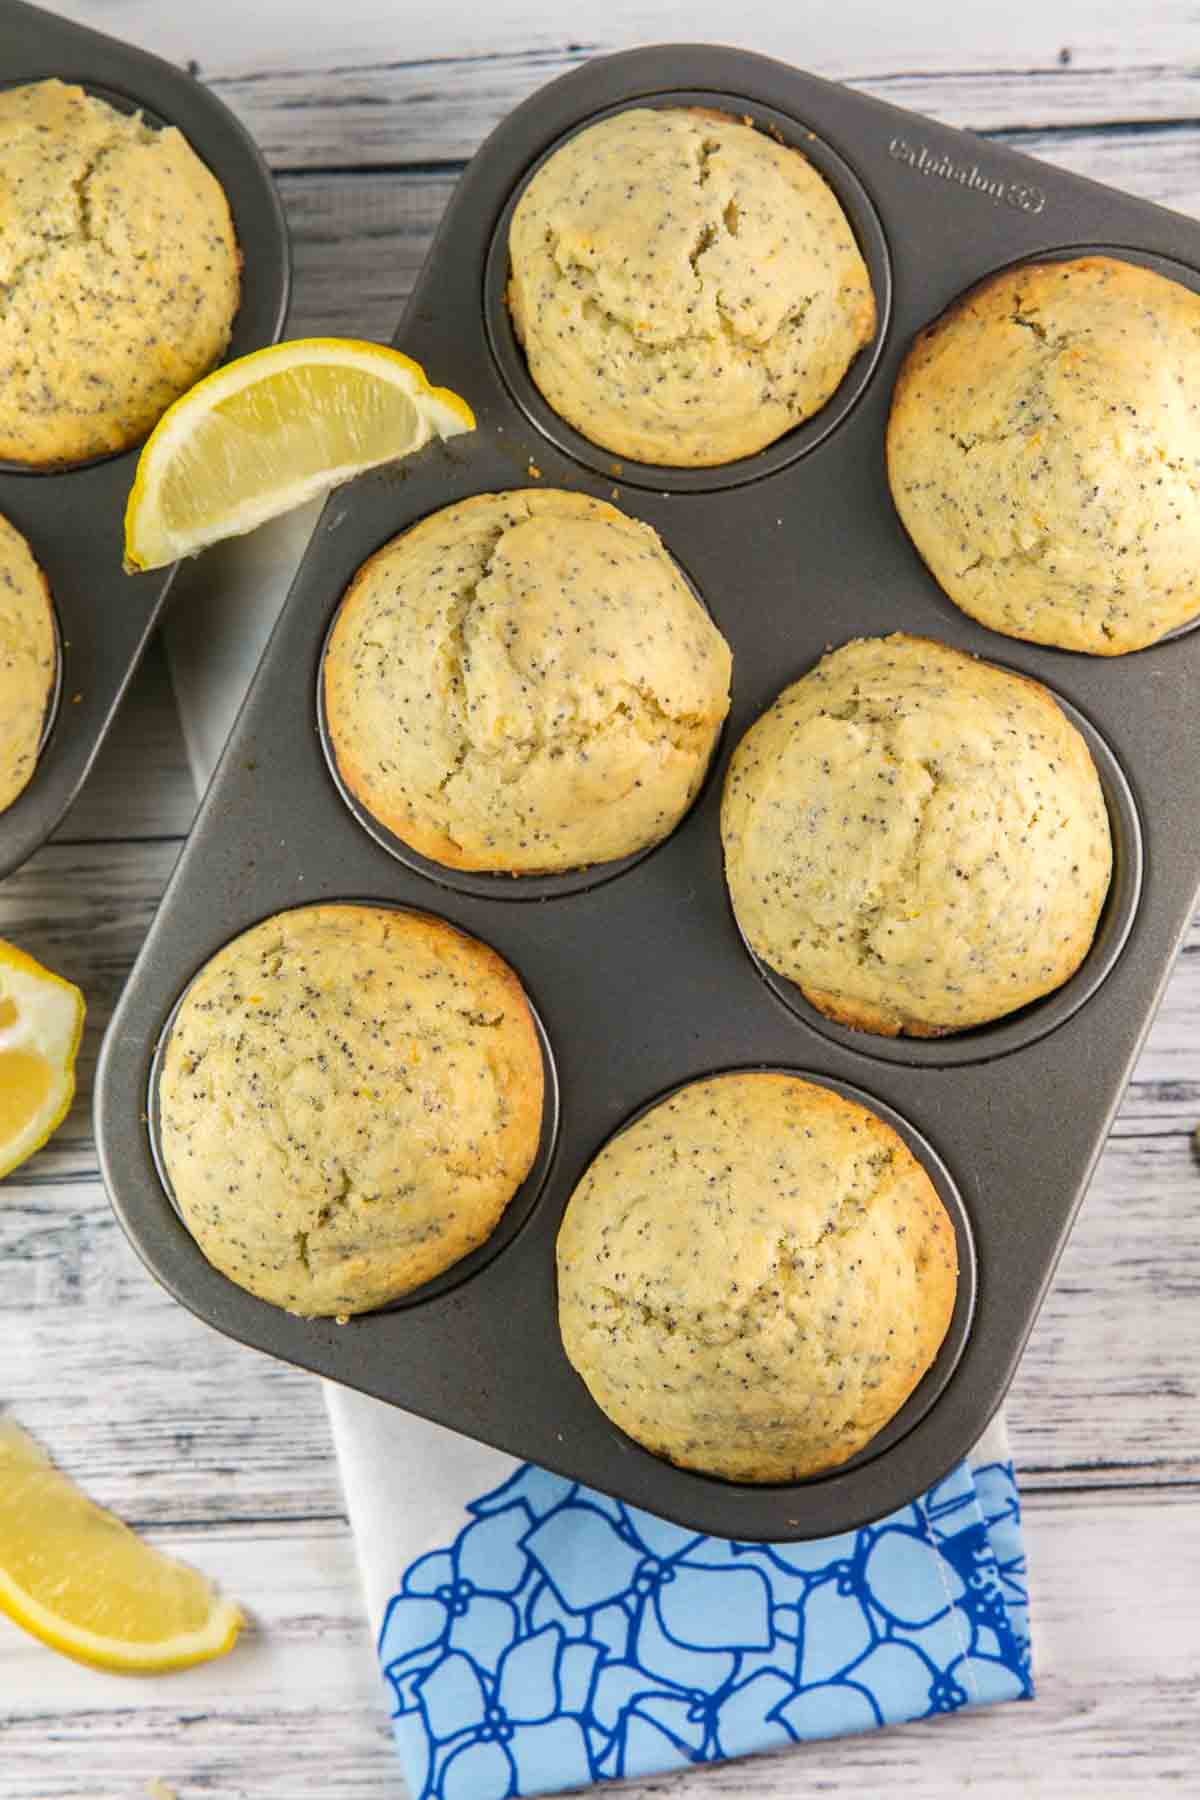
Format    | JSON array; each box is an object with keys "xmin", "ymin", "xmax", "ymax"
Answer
[
  {"xmin": 0, "ymin": 513, "xmax": 55, "ymax": 816},
  {"xmin": 888, "ymin": 256, "xmax": 1200, "ymax": 653},
  {"xmin": 557, "ymin": 1071, "xmax": 957, "ymax": 1482},
  {"xmin": 508, "ymin": 106, "xmax": 875, "ymax": 466},
  {"xmin": 0, "ymin": 79, "xmax": 240, "ymax": 465},
  {"xmin": 159, "ymin": 904, "xmax": 544, "ymax": 1316},
  {"xmin": 324, "ymin": 489, "xmax": 731, "ymax": 873},
  {"xmin": 721, "ymin": 634, "xmax": 1112, "ymax": 1036}
]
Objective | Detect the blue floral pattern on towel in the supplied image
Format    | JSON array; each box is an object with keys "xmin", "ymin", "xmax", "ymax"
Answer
[{"xmin": 378, "ymin": 1458, "xmax": 1032, "ymax": 1799}]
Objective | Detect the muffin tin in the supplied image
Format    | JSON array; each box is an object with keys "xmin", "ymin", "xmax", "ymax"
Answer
[
  {"xmin": 96, "ymin": 44, "xmax": 1200, "ymax": 1539},
  {"xmin": 0, "ymin": 0, "xmax": 289, "ymax": 879}
]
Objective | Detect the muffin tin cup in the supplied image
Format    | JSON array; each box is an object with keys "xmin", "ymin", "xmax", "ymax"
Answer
[
  {"xmin": 483, "ymin": 89, "xmax": 894, "ymax": 496},
  {"xmin": 145, "ymin": 899, "xmax": 562, "ymax": 1314},
  {"xmin": 736, "ymin": 682, "xmax": 1144, "ymax": 1069},
  {"xmin": 0, "ymin": 0, "xmax": 290, "ymax": 878},
  {"xmin": 314, "ymin": 532, "xmax": 730, "ymax": 903},
  {"xmin": 576, "ymin": 1066, "xmax": 978, "ymax": 1483},
  {"xmin": 34, "ymin": 600, "xmax": 65, "ymax": 760},
  {"xmin": 892, "ymin": 241, "xmax": 1200, "ymax": 655},
  {"xmin": 96, "ymin": 44, "xmax": 1200, "ymax": 1539}
]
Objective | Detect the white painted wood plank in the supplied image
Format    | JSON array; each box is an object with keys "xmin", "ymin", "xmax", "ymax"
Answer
[
  {"xmin": 1116, "ymin": 933, "xmax": 1200, "ymax": 1133},
  {"xmin": 992, "ymin": 122, "xmax": 1200, "ymax": 219},
  {"xmin": 0, "ymin": 1183, "xmax": 348, "ymax": 1525},
  {"xmin": 0, "ymin": 1488, "xmax": 1195, "ymax": 1799},
  {"xmin": 1009, "ymin": 1129, "xmax": 1200, "ymax": 1483},
  {"xmin": 280, "ymin": 174, "xmax": 455, "ymax": 342},
  {"xmin": 51, "ymin": 0, "xmax": 1200, "ymax": 79},
  {"xmin": 0, "ymin": 840, "xmax": 180, "ymax": 1172},
  {"xmin": 40, "ymin": 0, "xmax": 1200, "ymax": 168},
  {"xmin": 198, "ymin": 59, "xmax": 1200, "ymax": 178}
]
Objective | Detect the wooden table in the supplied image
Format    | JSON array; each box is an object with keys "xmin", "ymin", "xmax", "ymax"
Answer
[{"xmin": 2, "ymin": 3, "xmax": 1198, "ymax": 1794}]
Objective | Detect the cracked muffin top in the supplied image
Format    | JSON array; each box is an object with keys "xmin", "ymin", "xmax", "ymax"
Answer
[
  {"xmin": 0, "ymin": 512, "xmax": 55, "ymax": 816},
  {"xmin": 323, "ymin": 489, "xmax": 732, "ymax": 873},
  {"xmin": 557, "ymin": 1070, "xmax": 957, "ymax": 1482},
  {"xmin": 0, "ymin": 79, "xmax": 240, "ymax": 466},
  {"xmin": 158, "ymin": 904, "xmax": 545, "ymax": 1317},
  {"xmin": 721, "ymin": 634, "xmax": 1112, "ymax": 1038},
  {"xmin": 887, "ymin": 256, "xmax": 1200, "ymax": 654},
  {"xmin": 506, "ymin": 106, "xmax": 876, "ymax": 467}
]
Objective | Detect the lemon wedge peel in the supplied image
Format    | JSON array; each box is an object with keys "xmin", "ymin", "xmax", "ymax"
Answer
[
  {"xmin": 0, "ymin": 1418, "xmax": 242, "ymax": 1674},
  {"xmin": 0, "ymin": 940, "xmax": 85, "ymax": 1181},
  {"xmin": 124, "ymin": 337, "xmax": 476, "ymax": 572}
]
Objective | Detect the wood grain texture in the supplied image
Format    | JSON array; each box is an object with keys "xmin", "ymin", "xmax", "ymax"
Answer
[
  {"xmin": 228, "ymin": 74, "xmax": 1200, "ymax": 175},
  {"xmin": 281, "ymin": 174, "xmax": 455, "ymax": 342},
  {"xmin": 0, "ymin": 840, "xmax": 181, "ymax": 1165},
  {"xmin": 0, "ymin": 1490, "xmax": 1197, "ymax": 1799},
  {"xmin": 2, "ymin": 5, "xmax": 1198, "ymax": 1796},
  {"xmin": 1, "ymin": 828, "xmax": 1196, "ymax": 1533},
  {"xmin": 41, "ymin": 0, "xmax": 1200, "ymax": 166}
]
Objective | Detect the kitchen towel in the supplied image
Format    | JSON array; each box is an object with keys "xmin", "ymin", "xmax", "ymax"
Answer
[
  {"xmin": 166, "ymin": 514, "xmax": 1034, "ymax": 1800},
  {"xmin": 333, "ymin": 1396, "xmax": 1032, "ymax": 1798}
]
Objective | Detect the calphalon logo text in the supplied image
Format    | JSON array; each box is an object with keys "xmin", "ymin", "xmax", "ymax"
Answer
[{"xmin": 888, "ymin": 136, "xmax": 1046, "ymax": 214}]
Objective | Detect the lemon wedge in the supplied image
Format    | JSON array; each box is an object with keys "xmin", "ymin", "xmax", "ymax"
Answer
[
  {"xmin": 0, "ymin": 939, "xmax": 84, "ymax": 1181},
  {"xmin": 0, "ymin": 1417, "xmax": 242, "ymax": 1673},
  {"xmin": 124, "ymin": 337, "xmax": 476, "ymax": 571}
]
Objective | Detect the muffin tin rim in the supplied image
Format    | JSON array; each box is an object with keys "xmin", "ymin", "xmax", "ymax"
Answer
[
  {"xmin": 34, "ymin": 588, "xmax": 64, "ymax": 757},
  {"xmin": 482, "ymin": 85, "xmax": 894, "ymax": 495},
  {"xmin": 557, "ymin": 1059, "xmax": 978, "ymax": 1491},
  {"xmin": 313, "ymin": 494, "xmax": 735, "ymax": 902},
  {"xmin": 144, "ymin": 894, "xmax": 564, "ymax": 1317},
  {"xmin": 727, "ymin": 659, "xmax": 1145, "ymax": 1069}
]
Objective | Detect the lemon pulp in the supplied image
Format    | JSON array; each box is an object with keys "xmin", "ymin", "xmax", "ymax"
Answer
[
  {"xmin": 124, "ymin": 337, "xmax": 475, "ymax": 570},
  {"xmin": 0, "ymin": 1418, "xmax": 241, "ymax": 1671},
  {"xmin": 0, "ymin": 939, "xmax": 84, "ymax": 1180},
  {"xmin": 0, "ymin": 1050, "xmax": 51, "ymax": 1139},
  {"xmin": 158, "ymin": 366, "xmax": 422, "ymax": 535}
]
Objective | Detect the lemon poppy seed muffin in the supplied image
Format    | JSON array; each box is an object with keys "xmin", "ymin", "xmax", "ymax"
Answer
[
  {"xmin": 888, "ymin": 256, "xmax": 1200, "ymax": 653},
  {"xmin": 557, "ymin": 1071, "xmax": 957, "ymax": 1482},
  {"xmin": 0, "ymin": 513, "xmax": 56, "ymax": 815},
  {"xmin": 323, "ymin": 489, "xmax": 732, "ymax": 873},
  {"xmin": 507, "ymin": 107, "xmax": 876, "ymax": 466},
  {"xmin": 721, "ymin": 635, "xmax": 1112, "ymax": 1037},
  {"xmin": 0, "ymin": 79, "xmax": 240, "ymax": 466},
  {"xmin": 158, "ymin": 905, "xmax": 544, "ymax": 1317}
]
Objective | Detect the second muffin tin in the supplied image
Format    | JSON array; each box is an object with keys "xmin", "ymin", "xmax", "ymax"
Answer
[
  {"xmin": 97, "ymin": 45, "xmax": 1200, "ymax": 1538},
  {"xmin": 0, "ymin": 0, "xmax": 289, "ymax": 878}
]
